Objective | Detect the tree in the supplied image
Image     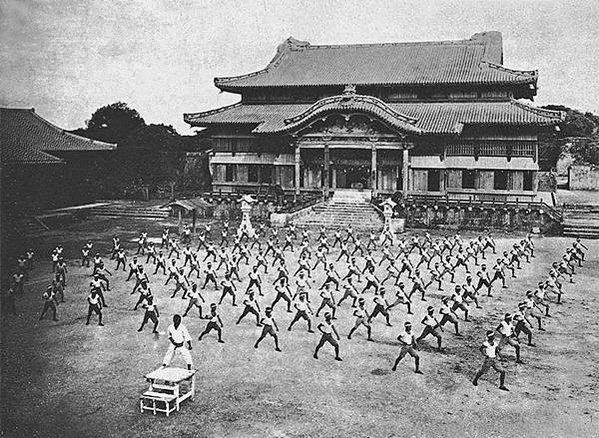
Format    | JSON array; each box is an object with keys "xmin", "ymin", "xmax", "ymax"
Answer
[
  {"xmin": 540, "ymin": 105, "xmax": 599, "ymax": 169},
  {"xmin": 83, "ymin": 102, "xmax": 146, "ymax": 144}
]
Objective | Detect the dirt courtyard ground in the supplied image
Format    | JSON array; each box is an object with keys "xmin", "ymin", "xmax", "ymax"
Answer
[{"xmin": 1, "ymin": 217, "xmax": 598, "ymax": 437}]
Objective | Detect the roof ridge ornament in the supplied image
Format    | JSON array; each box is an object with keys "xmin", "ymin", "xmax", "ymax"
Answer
[{"xmin": 343, "ymin": 84, "xmax": 357, "ymax": 95}]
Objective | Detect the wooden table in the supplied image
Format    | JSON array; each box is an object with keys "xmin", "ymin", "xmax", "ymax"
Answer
[{"xmin": 140, "ymin": 367, "xmax": 197, "ymax": 416}]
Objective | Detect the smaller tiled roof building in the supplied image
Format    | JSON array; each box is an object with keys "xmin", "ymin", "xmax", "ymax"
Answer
[
  {"xmin": 185, "ymin": 32, "xmax": 563, "ymax": 200},
  {"xmin": 1, "ymin": 108, "xmax": 116, "ymax": 212}
]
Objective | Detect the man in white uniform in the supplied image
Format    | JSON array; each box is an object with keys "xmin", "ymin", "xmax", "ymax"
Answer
[{"xmin": 162, "ymin": 314, "xmax": 193, "ymax": 370}]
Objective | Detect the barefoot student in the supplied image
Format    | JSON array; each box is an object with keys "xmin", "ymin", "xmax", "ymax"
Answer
[
  {"xmin": 392, "ymin": 322, "xmax": 422, "ymax": 374},
  {"xmin": 313, "ymin": 312, "xmax": 342, "ymax": 361},
  {"xmin": 162, "ymin": 314, "xmax": 193, "ymax": 370},
  {"xmin": 198, "ymin": 303, "xmax": 225, "ymax": 343},
  {"xmin": 138, "ymin": 296, "xmax": 159, "ymax": 333},
  {"xmin": 472, "ymin": 330, "xmax": 509, "ymax": 391},
  {"xmin": 254, "ymin": 307, "xmax": 281, "ymax": 352}
]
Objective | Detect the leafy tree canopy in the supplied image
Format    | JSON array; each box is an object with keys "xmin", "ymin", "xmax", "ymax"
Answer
[
  {"xmin": 541, "ymin": 105, "xmax": 599, "ymax": 167},
  {"xmin": 79, "ymin": 102, "xmax": 146, "ymax": 144}
]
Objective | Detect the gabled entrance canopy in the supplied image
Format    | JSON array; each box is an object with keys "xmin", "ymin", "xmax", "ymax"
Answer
[{"xmin": 271, "ymin": 85, "xmax": 424, "ymax": 137}]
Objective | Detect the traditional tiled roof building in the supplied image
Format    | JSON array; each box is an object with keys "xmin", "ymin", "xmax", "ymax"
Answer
[
  {"xmin": 1, "ymin": 108, "xmax": 115, "ymax": 211},
  {"xmin": 185, "ymin": 32, "xmax": 563, "ymax": 200}
]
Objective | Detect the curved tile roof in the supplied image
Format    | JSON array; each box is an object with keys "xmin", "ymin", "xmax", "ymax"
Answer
[
  {"xmin": 277, "ymin": 92, "xmax": 423, "ymax": 135},
  {"xmin": 184, "ymin": 100, "xmax": 563, "ymax": 135},
  {"xmin": 1, "ymin": 108, "xmax": 115, "ymax": 165},
  {"xmin": 214, "ymin": 33, "xmax": 537, "ymax": 90}
]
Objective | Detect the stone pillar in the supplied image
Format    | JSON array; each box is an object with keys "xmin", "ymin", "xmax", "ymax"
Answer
[
  {"xmin": 294, "ymin": 144, "xmax": 301, "ymax": 196},
  {"xmin": 402, "ymin": 147, "xmax": 409, "ymax": 197},
  {"xmin": 332, "ymin": 167, "xmax": 337, "ymax": 190},
  {"xmin": 237, "ymin": 194, "xmax": 256, "ymax": 238},
  {"xmin": 324, "ymin": 143, "xmax": 330, "ymax": 198},
  {"xmin": 371, "ymin": 144, "xmax": 377, "ymax": 196}
]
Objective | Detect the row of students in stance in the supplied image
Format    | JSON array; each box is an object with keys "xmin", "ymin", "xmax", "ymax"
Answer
[{"xmin": 7, "ymin": 221, "xmax": 588, "ymax": 391}]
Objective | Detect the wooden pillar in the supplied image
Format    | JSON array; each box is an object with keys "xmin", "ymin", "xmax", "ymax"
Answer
[
  {"xmin": 371, "ymin": 144, "xmax": 377, "ymax": 196},
  {"xmin": 178, "ymin": 208, "xmax": 183, "ymax": 234},
  {"xmin": 192, "ymin": 209, "xmax": 197, "ymax": 235},
  {"xmin": 294, "ymin": 143, "xmax": 301, "ymax": 196},
  {"xmin": 402, "ymin": 147, "xmax": 409, "ymax": 197},
  {"xmin": 324, "ymin": 143, "xmax": 330, "ymax": 198},
  {"xmin": 332, "ymin": 168, "xmax": 337, "ymax": 189}
]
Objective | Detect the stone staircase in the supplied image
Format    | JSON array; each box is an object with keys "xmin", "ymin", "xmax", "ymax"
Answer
[
  {"xmin": 562, "ymin": 204, "xmax": 599, "ymax": 238},
  {"xmin": 89, "ymin": 201, "xmax": 171, "ymax": 219},
  {"xmin": 293, "ymin": 190, "xmax": 384, "ymax": 231}
]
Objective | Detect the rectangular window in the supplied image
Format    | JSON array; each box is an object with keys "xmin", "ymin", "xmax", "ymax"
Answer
[
  {"xmin": 494, "ymin": 170, "xmax": 508, "ymax": 190},
  {"xmin": 462, "ymin": 170, "xmax": 476, "ymax": 189},
  {"xmin": 248, "ymin": 165, "xmax": 259, "ymax": 183},
  {"xmin": 225, "ymin": 165, "xmax": 236, "ymax": 182},
  {"xmin": 523, "ymin": 171, "xmax": 534, "ymax": 191},
  {"xmin": 260, "ymin": 165, "xmax": 273, "ymax": 183},
  {"xmin": 427, "ymin": 170, "xmax": 440, "ymax": 191}
]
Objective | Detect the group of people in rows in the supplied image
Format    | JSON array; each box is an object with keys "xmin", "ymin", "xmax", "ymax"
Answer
[{"xmin": 3, "ymin": 219, "xmax": 589, "ymax": 390}]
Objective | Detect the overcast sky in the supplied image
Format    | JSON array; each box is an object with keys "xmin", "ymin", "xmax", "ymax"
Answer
[{"xmin": 1, "ymin": 0, "xmax": 598, "ymax": 134}]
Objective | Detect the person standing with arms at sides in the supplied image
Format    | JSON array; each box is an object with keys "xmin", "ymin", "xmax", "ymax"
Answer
[
  {"xmin": 163, "ymin": 315, "xmax": 193, "ymax": 370},
  {"xmin": 138, "ymin": 296, "xmax": 159, "ymax": 333},
  {"xmin": 347, "ymin": 298, "xmax": 372, "ymax": 341},
  {"xmin": 392, "ymin": 322, "xmax": 422, "ymax": 374},
  {"xmin": 115, "ymin": 248, "xmax": 127, "ymax": 272},
  {"xmin": 472, "ymin": 331, "xmax": 508, "ymax": 391},
  {"xmin": 314, "ymin": 312, "xmax": 342, "ymax": 361},
  {"xmin": 198, "ymin": 304, "xmax": 225, "ymax": 343},
  {"xmin": 86, "ymin": 289, "xmax": 104, "ymax": 326},
  {"xmin": 254, "ymin": 307, "xmax": 281, "ymax": 352}
]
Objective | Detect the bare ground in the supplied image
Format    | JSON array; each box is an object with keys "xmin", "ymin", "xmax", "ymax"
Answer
[{"xmin": 1, "ymin": 218, "xmax": 598, "ymax": 437}]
